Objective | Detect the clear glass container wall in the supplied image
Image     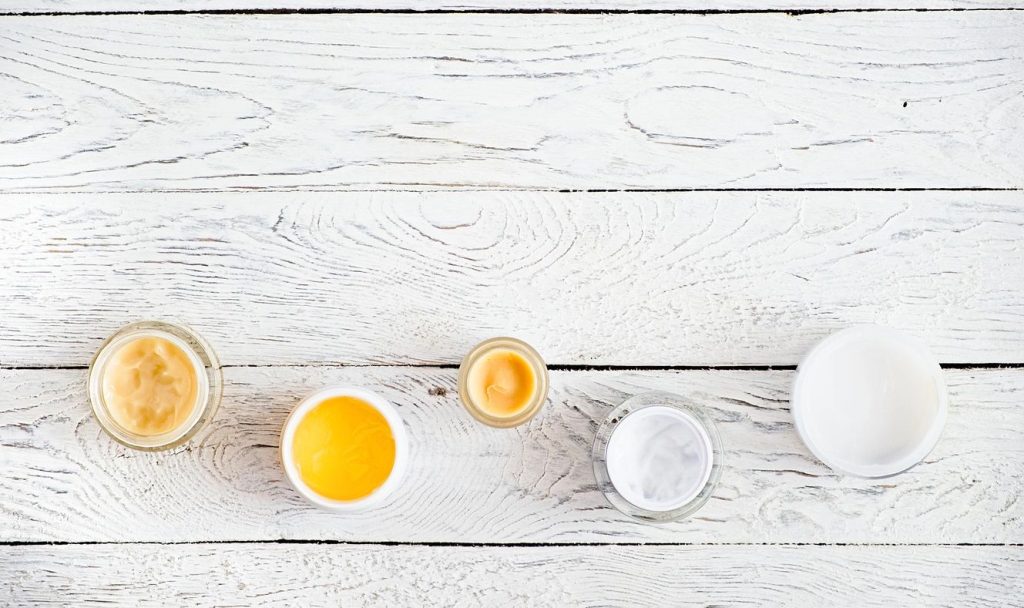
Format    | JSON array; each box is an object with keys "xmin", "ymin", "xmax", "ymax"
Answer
[
  {"xmin": 88, "ymin": 321, "xmax": 223, "ymax": 451},
  {"xmin": 592, "ymin": 392, "xmax": 723, "ymax": 523}
]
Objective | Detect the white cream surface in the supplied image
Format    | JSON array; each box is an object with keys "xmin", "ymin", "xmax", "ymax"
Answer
[
  {"xmin": 606, "ymin": 406, "xmax": 713, "ymax": 512},
  {"xmin": 793, "ymin": 327, "xmax": 946, "ymax": 477}
]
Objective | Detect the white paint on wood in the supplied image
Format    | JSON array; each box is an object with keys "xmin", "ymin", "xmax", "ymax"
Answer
[
  {"xmin": 2, "ymin": 192, "xmax": 1022, "ymax": 367},
  {"xmin": 6, "ymin": 0, "xmax": 1024, "ymax": 12},
  {"xmin": 1, "ymin": 14, "xmax": 1021, "ymax": 190},
  {"xmin": 2, "ymin": 8, "xmax": 1021, "ymax": 604},
  {"xmin": 3, "ymin": 543, "xmax": 1022, "ymax": 607},
  {"xmin": 2, "ymin": 367, "xmax": 1021, "ymax": 543}
]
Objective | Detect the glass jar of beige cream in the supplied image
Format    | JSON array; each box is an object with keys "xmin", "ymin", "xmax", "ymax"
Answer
[
  {"xmin": 458, "ymin": 337, "xmax": 549, "ymax": 428},
  {"xmin": 88, "ymin": 321, "xmax": 223, "ymax": 451}
]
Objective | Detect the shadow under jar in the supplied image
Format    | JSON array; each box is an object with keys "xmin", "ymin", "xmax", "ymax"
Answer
[
  {"xmin": 593, "ymin": 392, "xmax": 723, "ymax": 523},
  {"xmin": 88, "ymin": 321, "xmax": 223, "ymax": 451}
]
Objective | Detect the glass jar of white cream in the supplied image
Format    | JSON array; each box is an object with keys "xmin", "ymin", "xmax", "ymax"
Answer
[
  {"xmin": 592, "ymin": 392, "xmax": 723, "ymax": 522},
  {"xmin": 88, "ymin": 321, "xmax": 223, "ymax": 451}
]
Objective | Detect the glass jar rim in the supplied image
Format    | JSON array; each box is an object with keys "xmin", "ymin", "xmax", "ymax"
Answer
[{"xmin": 88, "ymin": 321, "xmax": 222, "ymax": 451}]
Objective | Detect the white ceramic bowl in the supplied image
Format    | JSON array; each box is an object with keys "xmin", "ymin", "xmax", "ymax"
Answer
[
  {"xmin": 792, "ymin": 326, "xmax": 947, "ymax": 478},
  {"xmin": 281, "ymin": 386, "xmax": 409, "ymax": 510}
]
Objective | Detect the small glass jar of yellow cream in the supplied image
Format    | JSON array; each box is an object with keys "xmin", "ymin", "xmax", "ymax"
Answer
[
  {"xmin": 458, "ymin": 337, "xmax": 549, "ymax": 428},
  {"xmin": 88, "ymin": 321, "xmax": 223, "ymax": 451}
]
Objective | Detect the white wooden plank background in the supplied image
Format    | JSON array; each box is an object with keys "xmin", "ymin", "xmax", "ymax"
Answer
[
  {"xmin": 4, "ymin": 544, "xmax": 1023, "ymax": 607},
  {"xmin": 3, "ymin": 366, "xmax": 1021, "ymax": 543},
  {"xmin": 1, "ymin": 13, "xmax": 1022, "ymax": 191},
  {"xmin": 2, "ymin": 191, "xmax": 1022, "ymax": 367},
  {"xmin": 2, "ymin": 5, "xmax": 1022, "ymax": 607},
  {"xmin": 7, "ymin": 1, "xmax": 1024, "ymax": 13}
]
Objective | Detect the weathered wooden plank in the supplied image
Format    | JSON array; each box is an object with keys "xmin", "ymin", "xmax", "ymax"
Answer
[
  {"xmin": 2, "ymin": 543, "xmax": 1022, "ymax": 607},
  {"xmin": 2, "ymin": 192, "xmax": 1022, "ymax": 367},
  {"xmin": 2, "ymin": 367, "xmax": 1020, "ymax": 543},
  {"xmin": 1, "ymin": 13, "xmax": 1021, "ymax": 190},
  {"xmin": 6, "ymin": 1, "xmax": 1024, "ymax": 13}
]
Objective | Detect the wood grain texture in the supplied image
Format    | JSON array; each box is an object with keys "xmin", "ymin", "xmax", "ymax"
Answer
[
  {"xmin": 6, "ymin": 1, "xmax": 1024, "ymax": 13},
  {"xmin": 2, "ymin": 192, "xmax": 1023, "ymax": 367},
  {"xmin": 3, "ymin": 544, "xmax": 1023, "ymax": 607},
  {"xmin": 1, "ymin": 13, "xmax": 1022, "ymax": 190},
  {"xmin": 2, "ymin": 366, "xmax": 1021, "ymax": 543}
]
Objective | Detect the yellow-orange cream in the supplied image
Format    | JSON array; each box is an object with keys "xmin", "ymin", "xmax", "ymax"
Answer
[
  {"xmin": 101, "ymin": 336, "xmax": 199, "ymax": 436},
  {"xmin": 466, "ymin": 348, "xmax": 537, "ymax": 417},
  {"xmin": 292, "ymin": 396, "xmax": 396, "ymax": 502}
]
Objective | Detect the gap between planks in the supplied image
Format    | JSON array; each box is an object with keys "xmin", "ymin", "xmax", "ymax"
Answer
[
  {"xmin": 6, "ymin": 7, "xmax": 1024, "ymax": 15},
  {"xmin": 2, "ymin": 188, "xmax": 1023, "ymax": 195},
  {"xmin": 2, "ymin": 7, "xmax": 1024, "ymax": 15},
  {"xmin": 2, "ymin": 363, "xmax": 1023, "ymax": 370},
  {"xmin": 4, "ymin": 540, "xmax": 1023, "ymax": 547}
]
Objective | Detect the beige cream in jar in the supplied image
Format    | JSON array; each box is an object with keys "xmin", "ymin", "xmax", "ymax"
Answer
[
  {"xmin": 89, "ymin": 321, "xmax": 222, "ymax": 451},
  {"xmin": 458, "ymin": 337, "xmax": 548, "ymax": 428}
]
